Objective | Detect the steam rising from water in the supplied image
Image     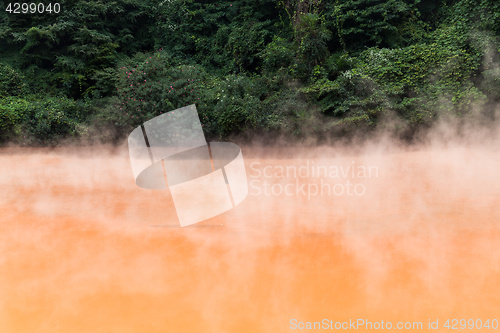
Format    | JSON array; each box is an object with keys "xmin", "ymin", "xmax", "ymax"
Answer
[{"xmin": 1, "ymin": 123, "xmax": 500, "ymax": 332}]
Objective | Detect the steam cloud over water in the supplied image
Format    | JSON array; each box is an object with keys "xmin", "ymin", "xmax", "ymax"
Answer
[{"xmin": 1, "ymin": 123, "xmax": 500, "ymax": 332}]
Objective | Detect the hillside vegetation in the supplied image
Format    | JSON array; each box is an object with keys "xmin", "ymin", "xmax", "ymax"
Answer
[{"xmin": 1, "ymin": 0, "xmax": 500, "ymax": 145}]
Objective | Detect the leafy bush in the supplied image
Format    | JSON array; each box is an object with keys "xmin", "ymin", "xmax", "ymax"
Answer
[
  {"xmin": 0, "ymin": 96, "xmax": 29, "ymax": 139},
  {"xmin": 325, "ymin": 0, "xmax": 422, "ymax": 52},
  {"xmin": 22, "ymin": 96, "xmax": 94, "ymax": 144},
  {"xmin": 0, "ymin": 95, "xmax": 95, "ymax": 144},
  {"xmin": 259, "ymin": 36, "xmax": 296, "ymax": 73},
  {"xmin": 100, "ymin": 50, "xmax": 288, "ymax": 138},
  {"xmin": 106, "ymin": 51, "xmax": 205, "ymax": 129},
  {"xmin": 197, "ymin": 74, "xmax": 280, "ymax": 137},
  {"xmin": 295, "ymin": 13, "xmax": 332, "ymax": 73},
  {"xmin": 0, "ymin": 63, "xmax": 29, "ymax": 97},
  {"xmin": 302, "ymin": 39, "xmax": 487, "ymax": 126}
]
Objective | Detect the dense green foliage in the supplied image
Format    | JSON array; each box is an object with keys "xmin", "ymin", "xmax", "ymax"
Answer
[{"xmin": 1, "ymin": 0, "xmax": 500, "ymax": 144}]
